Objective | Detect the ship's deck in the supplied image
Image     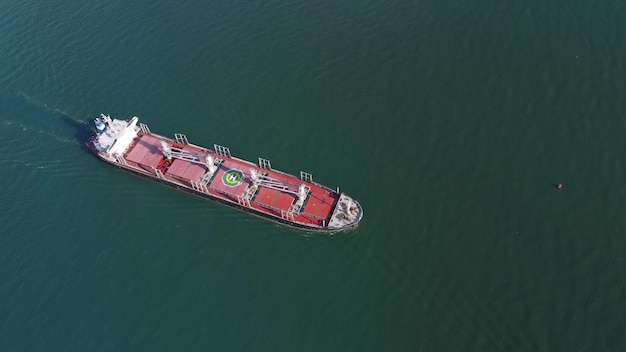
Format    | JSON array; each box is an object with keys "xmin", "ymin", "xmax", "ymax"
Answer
[
  {"xmin": 210, "ymin": 158, "xmax": 252, "ymax": 197},
  {"xmin": 122, "ymin": 133, "xmax": 339, "ymax": 227},
  {"xmin": 125, "ymin": 134, "xmax": 165, "ymax": 168}
]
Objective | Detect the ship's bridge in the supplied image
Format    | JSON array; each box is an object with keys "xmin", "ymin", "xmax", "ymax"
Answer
[{"xmin": 93, "ymin": 114, "xmax": 139, "ymax": 156}]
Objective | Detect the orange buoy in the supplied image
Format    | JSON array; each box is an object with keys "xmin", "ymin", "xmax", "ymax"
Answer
[{"xmin": 557, "ymin": 183, "xmax": 563, "ymax": 189}]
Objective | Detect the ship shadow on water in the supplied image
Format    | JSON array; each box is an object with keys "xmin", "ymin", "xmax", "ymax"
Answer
[
  {"xmin": 0, "ymin": 94, "xmax": 93, "ymax": 153},
  {"xmin": 57, "ymin": 112, "xmax": 93, "ymax": 154}
]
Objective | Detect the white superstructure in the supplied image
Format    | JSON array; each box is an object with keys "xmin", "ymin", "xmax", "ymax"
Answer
[{"xmin": 91, "ymin": 114, "xmax": 140, "ymax": 157}]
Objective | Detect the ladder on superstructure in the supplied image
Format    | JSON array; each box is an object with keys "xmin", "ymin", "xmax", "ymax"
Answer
[
  {"xmin": 139, "ymin": 123, "xmax": 151, "ymax": 134},
  {"xmin": 214, "ymin": 144, "xmax": 231, "ymax": 158},
  {"xmin": 281, "ymin": 209, "xmax": 295, "ymax": 221},
  {"xmin": 300, "ymin": 171, "xmax": 313, "ymax": 182},
  {"xmin": 258, "ymin": 158, "xmax": 271, "ymax": 170},
  {"xmin": 115, "ymin": 154, "xmax": 128, "ymax": 165},
  {"xmin": 151, "ymin": 166, "xmax": 164, "ymax": 179},
  {"xmin": 175, "ymin": 133, "xmax": 189, "ymax": 145},
  {"xmin": 237, "ymin": 195, "xmax": 251, "ymax": 207},
  {"xmin": 191, "ymin": 180, "xmax": 209, "ymax": 193}
]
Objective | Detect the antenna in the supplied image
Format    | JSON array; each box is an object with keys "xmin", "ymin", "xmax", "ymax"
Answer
[{"xmin": 101, "ymin": 113, "xmax": 112, "ymax": 126}]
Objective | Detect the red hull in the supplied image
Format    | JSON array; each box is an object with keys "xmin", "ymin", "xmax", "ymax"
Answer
[{"xmin": 87, "ymin": 117, "xmax": 362, "ymax": 232}]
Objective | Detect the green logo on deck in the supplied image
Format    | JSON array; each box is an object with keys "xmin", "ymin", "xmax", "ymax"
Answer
[{"xmin": 222, "ymin": 169, "xmax": 244, "ymax": 187}]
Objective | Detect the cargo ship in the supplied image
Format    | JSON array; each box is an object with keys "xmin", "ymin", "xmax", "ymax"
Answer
[{"xmin": 87, "ymin": 114, "xmax": 363, "ymax": 232}]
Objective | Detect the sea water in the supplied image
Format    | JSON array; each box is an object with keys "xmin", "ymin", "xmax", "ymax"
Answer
[{"xmin": 1, "ymin": 1, "xmax": 625, "ymax": 350}]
